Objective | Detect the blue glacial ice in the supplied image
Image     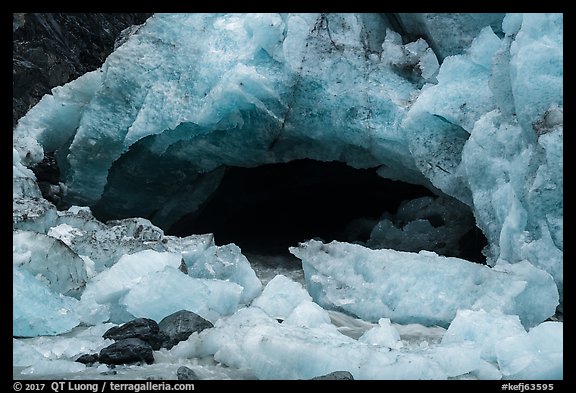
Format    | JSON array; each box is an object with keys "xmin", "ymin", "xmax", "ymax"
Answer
[
  {"xmin": 13, "ymin": 13, "xmax": 422, "ymax": 228},
  {"xmin": 13, "ymin": 230, "xmax": 88, "ymax": 298},
  {"xmin": 12, "ymin": 12, "xmax": 562, "ymax": 380},
  {"xmin": 496, "ymin": 321, "xmax": 563, "ymax": 380},
  {"xmin": 184, "ymin": 243, "xmax": 262, "ymax": 304},
  {"xmin": 441, "ymin": 309, "xmax": 526, "ymax": 363},
  {"xmin": 289, "ymin": 240, "xmax": 558, "ymax": 329},
  {"xmin": 439, "ymin": 309, "xmax": 564, "ymax": 377},
  {"xmin": 171, "ymin": 274, "xmax": 518, "ymax": 379},
  {"xmin": 251, "ymin": 274, "xmax": 313, "ymax": 320},
  {"xmin": 13, "ymin": 267, "xmax": 81, "ymax": 337},
  {"xmin": 80, "ymin": 248, "xmax": 260, "ymax": 325}
]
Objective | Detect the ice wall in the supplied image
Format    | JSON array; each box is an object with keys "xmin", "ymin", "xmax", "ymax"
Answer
[{"xmin": 12, "ymin": 13, "xmax": 425, "ymax": 229}]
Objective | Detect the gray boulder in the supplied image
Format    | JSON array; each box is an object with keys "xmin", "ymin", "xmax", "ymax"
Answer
[
  {"xmin": 99, "ymin": 338, "xmax": 154, "ymax": 365},
  {"xmin": 159, "ymin": 310, "xmax": 213, "ymax": 349},
  {"xmin": 75, "ymin": 353, "xmax": 99, "ymax": 365},
  {"xmin": 103, "ymin": 317, "xmax": 166, "ymax": 350},
  {"xmin": 311, "ymin": 371, "xmax": 355, "ymax": 380},
  {"xmin": 177, "ymin": 366, "xmax": 200, "ymax": 380}
]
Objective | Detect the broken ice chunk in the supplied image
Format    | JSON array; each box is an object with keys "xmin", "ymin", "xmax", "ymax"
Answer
[{"xmin": 290, "ymin": 240, "xmax": 558, "ymax": 328}]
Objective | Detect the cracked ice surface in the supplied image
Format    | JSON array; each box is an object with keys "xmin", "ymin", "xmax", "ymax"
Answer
[{"xmin": 289, "ymin": 240, "xmax": 558, "ymax": 329}]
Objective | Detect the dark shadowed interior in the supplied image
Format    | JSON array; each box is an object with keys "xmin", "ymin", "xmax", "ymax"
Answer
[{"xmin": 169, "ymin": 159, "xmax": 477, "ymax": 257}]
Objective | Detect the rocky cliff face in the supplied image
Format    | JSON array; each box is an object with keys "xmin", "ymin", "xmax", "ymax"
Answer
[{"xmin": 12, "ymin": 13, "xmax": 152, "ymax": 127}]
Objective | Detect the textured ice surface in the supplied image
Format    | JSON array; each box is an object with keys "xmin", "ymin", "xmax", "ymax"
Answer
[
  {"xmin": 13, "ymin": 148, "xmax": 41, "ymax": 199},
  {"xmin": 16, "ymin": 205, "xmax": 210, "ymax": 272},
  {"xmin": 81, "ymin": 250, "xmax": 182, "ymax": 304},
  {"xmin": 13, "ymin": 267, "xmax": 81, "ymax": 337},
  {"xmin": 401, "ymin": 25, "xmax": 503, "ymax": 206},
  {"xmin": 290, "ymin": 240, "xmax": 558, "ymax": 328},
  {"xmin": 463, "ymin": 112, "xmax": 563, "ymax": 302},
  {"xmin": 381, "ymin": 28, "xmax": 439, "ymax": 83},
  {"xmin": 358, "ymin": 318, "xmax": 402, "ymax": 349},
  {"xmin": 251, "ymin": 274, "xmax": 312, "ymax": 320},
  {"xmin": 14, "ymin": 325, "xmax": 114, "ymax": 367},
  {"xmin": 441, "ymin": 309, "xmax": 526, "ymax": 363},
  {"xmin": 14, "ymin": 199, "xmax": 260, "ymax": 331},
  {"xmin": 13, "ymin": 230, "xmax": 88, "ymax": 297},
  {"xmin": 13, "ymin": 339, "xmax": 46, "ymax": 367},
  {"xmin": 12, "ymin": 13, "xmax": 422, "ymax": 229},
  {"xmin": 19, "ymin": 359, "xmax": 87, "ymax": 377},
  {"xmin": 395, "ymin": 13, "xmax": 506, "ymax": 61},
  {"xmin": 174, "ymin": 276, "xmax": 495, "ymax": 380},
  {"xmin": 496, "ymin": 321, "xmax": 563, "ymax": 379},
  {"xmin": 13, "ymin": 13, "xmax": 563, "ymax": 305},
  {"xmin": 183, "ymin": 243, "xmax": 262, "ymax": 304},
  {"xmin": 122, "ymin": 266, "xmax": 243, "ymax": 324},
  {"xmin": 81, "ymin": 250, "xmax": 245, "ymax": 324},
  {"xmin": 14, "ymin": 273, "xmax": 561, "ymax": 380}
]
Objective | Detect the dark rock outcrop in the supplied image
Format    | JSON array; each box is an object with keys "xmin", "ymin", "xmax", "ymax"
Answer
[
  {"xmin": 98, "ymin": 338, "xmax": 154, "ymax": 365},
  {"xmin": 31, "ymin": 152, "xmax": 65, "ymax": 207},
  {"xmin": 103, "ymin": 318, "xmax": 167, "ymax": 350},
  {"xmin": 13, "ymin": 13, "xmax": 153, "ymax": 127},
  {"xmin": 310, "ymin": 371, "xmax": 355, "ymax": 380},
  {"xmin": 75, "ymin": 353, "xmax": 99, "ymax": 365},
  {"xmin": 177, "ymin": 366, "xmax": 200, "ymax": 380},
  {"xmin": 159, "ymin": 310, "xmax": 214, "ymax": 349}
]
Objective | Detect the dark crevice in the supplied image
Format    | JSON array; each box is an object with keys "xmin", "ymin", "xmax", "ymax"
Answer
[
  {"xmin": 31, "ymin": 151, "xmax": 67, "ymax": 208},
  {"xmin": 425, "ymin": 213, "xmax": 445, "ymax": 228},
  {"xmin": 458, "ymin": 225, "xmax": 489, "ymax": 264},
  {"xmin": 169, "ymin": 159, "xmax": 434, "ymax": 254},
  {"xmin": 168, "ymin": 159, "xmax": 487, "ymax": 262}
]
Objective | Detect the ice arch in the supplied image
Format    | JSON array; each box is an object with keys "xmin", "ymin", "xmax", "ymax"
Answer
[
  {"xmin": 16, "ymin": 13, "xmax": 448, "ymax": 230},
  {"xmin": 13, "ymin": 13, "xmax": 562, "ymax": 305}
]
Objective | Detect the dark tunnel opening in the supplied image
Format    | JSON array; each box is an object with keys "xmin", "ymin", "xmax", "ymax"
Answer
[{"xmin": 168, "ymin": 159, "xmax": 488, "ymax": 263}]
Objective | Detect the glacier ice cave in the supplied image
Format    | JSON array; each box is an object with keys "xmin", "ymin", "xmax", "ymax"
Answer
[{"xmin": 13, "ymin": 13, "xmax": 562, "ymax": 380}]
